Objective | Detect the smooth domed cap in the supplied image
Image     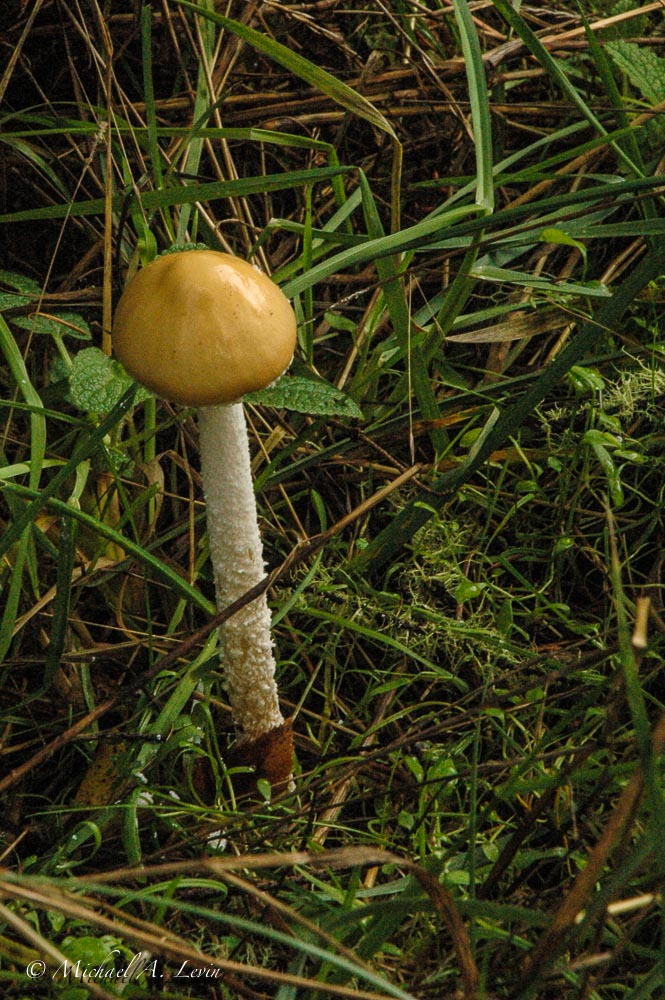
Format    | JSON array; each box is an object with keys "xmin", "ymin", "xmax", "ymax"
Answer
[{"xmin": 112, "ymin": 250, "xmax": 297, "ymax": 407}]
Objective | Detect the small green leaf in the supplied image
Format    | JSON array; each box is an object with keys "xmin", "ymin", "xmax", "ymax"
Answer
[
  {"xmin": 69, "ymin": 346, "xmax": 148, "ymax": 414},
  {"xmin": 583, "ymin": 432, "xmax": 625, "ymax": 507},
  {"xmin": 568, "ymin": 365, "xmax": 605, "ymax": 394},
  {"xmin": 427, "ymin": 755, "xmax": 457, "ymax": 782},
  {"xmin": 61, "ymin": 933, "xmax": 121, "ymax": 966},
  {"xmin": 454, "ymin": 579, "xmax": 487, "ymax": 602},
  {"xmin": 582, "ymin": 429, "xmax": 621, "ymax": 449},
  {"xmin": 248, "ymin": 374, "xmax": 363, "ymax": 418},
  {"xmin": 460, "ymin": 427, "xmax": 483, "ymax": 449},
  {"xmin": 540, "ymin": 227, "xmax": 587, "ymax": 265},
  {"xmin": 398, "ymin": 809, "xmax": 415, "ymax": 831},
  {"xmin": 554, "ymin": 536, "xmax": 575, "ymax": 555},
  {"xmin": 256, "ymin": 778, "xmax": 272, "ymax": 803},
  {"xmin": 404, "ymin": 755, "xmax": 424, "ymax": 783},
  {"xmin": 482, "ymin": 842, "xmax": 500, "ymax": 862},
  {"xmin": 324, "ymin": 310, "xmax": 358, "ymax": 333}
]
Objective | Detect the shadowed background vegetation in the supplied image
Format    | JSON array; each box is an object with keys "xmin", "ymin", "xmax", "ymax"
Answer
[{"xmin": 1, "ymin": 1, "xmax": 665, "ymax": 997}]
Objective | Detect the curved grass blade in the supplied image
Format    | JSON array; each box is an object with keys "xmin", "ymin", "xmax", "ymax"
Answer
[
  {"xmin": 283, "ymin": 202, "xmax": 487, "ymax": 298},
  {"xmin": 453, "ymin": 0, "xmax": 493, "ymax": 213},
  {"xmin": 172, "ymin": 0, "xmax": 397, "ymax": 142}
]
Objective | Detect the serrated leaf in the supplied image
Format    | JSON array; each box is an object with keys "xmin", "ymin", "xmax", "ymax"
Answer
[
  {"xmin": 13, "ymin": 310, "xmax": 91, "ymax": 340},
  {"xmin": 248, "ymin": 375, "xmax": 363, "ymax": 419},
  {"xmin": 69, "ymin": 346, "xmax": 148, "ymax": 414},
  {"xmin": 0, "ymin": 269, "xmax": 42, "ymax": 310},
  {"xmin": 0, "ymin": 272, "xmax": 92, "ymax": 340},
  {"xmin": 605, "ymin": 39, "xmax": 665, "ymax": 106}
]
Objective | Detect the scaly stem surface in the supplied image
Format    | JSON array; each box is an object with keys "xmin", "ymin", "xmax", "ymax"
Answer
[{"xmin": 198, "ymin": 402, "xmax": 284, "ymax": 743}]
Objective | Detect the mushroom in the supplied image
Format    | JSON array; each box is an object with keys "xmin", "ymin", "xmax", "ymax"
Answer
[{"xmin": 112, "ymin": 249, "xmax": 296, "ymax": 788}]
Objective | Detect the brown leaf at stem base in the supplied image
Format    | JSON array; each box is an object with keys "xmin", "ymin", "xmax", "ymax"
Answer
[
  {"xmin": 227, "ymin": 719, "xmax": 295, "ymax": 797},
  {"xmin": 191, "ymin": 719, "xmax": 295, "ymax": 803}
]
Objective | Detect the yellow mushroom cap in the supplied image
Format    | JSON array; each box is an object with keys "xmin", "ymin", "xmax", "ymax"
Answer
[{"xmin": 112, "ymin": 250, "xmax": 297, "ymax": 406}]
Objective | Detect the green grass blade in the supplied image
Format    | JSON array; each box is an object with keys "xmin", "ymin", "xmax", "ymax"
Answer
[
  {"xmin": 140, "ymin": 3, "xmax": 164, "ymax": 191},
  {"xmin": 0, "ymin": 165, "xmax": 352, "ymax": 225},
  {"xmin": 283, "ymin": 202, "xmax": 487, "ymax": 298},
  {"xmin": 609, "ymin": 519, "xmax": 665, "ymax": 845},
  {"xmin": 0, "ymin": 315, "xmax": 48, "ymax": 658},
  {"xmin": 358, "ymin": 169, "xmax": 410, "ymax": 345},
  {"xmin": 453, "ymin": 0, "xmax": 493, "ymax": 213},
  {"xmin": 582, "ymin": 20, "xmax": 645, "ymax": 177},
  {"xmin": 42, "ymin": 515, "xmax": 78, "ymax": 687},
  {"xmin": 0, "ymin": 315, "xmax": 45, "ymax": 490},
  {"xmin": 172, "ymin": 1, "xmax": 216, "ymax": 244},
  {"xmin": 0, "ymin": 531, "xmax": 32, "ymax": 661}
]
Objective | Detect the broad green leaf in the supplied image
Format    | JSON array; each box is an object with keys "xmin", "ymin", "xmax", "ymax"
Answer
[
  {"xmin": 605, "ymin": 39, "xmax": 665, "ymax": 106},
  {"xmin": 69, "ymin": 346, "xmax": 148, "ymax": 414},
  {"xmin": 248, "ymin": 374, "xmax": 363, "ymax": 419},
  {"xmin": 0, "ymin": 273, "xmax": 91, "ymax": 340}
]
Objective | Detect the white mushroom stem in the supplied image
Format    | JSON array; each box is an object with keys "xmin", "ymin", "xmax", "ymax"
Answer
[{"xmin": 198, "ymin": 402, "xmax": 285, "ymax": 744}]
